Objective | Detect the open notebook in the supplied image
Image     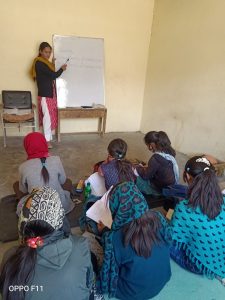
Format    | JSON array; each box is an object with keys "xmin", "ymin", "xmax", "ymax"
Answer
[{"xmin": 86, "ymin": 188, "xmax": 113, "ymax": 228}]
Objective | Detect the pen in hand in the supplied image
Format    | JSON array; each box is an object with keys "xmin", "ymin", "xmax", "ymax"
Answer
[{"xmin": 61, "ymin": 59, "xmax": 70, "ymax": 71}]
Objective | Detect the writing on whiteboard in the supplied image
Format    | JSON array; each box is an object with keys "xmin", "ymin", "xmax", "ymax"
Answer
[{"xmin": 53, "ymin": 34, "xmax": 105, "ymax": 107}]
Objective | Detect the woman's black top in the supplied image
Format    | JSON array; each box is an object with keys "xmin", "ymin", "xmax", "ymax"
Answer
[
  {"xmin": 137, "ymin": 153, "xmax": 176, "ymax": 191},
  {"xmin": 35, "ymin": 61, "xmax": 63, "ymax": 98}
]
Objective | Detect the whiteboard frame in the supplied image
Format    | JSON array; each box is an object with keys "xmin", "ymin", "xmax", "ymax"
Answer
[{"xmin": 52, "ymin": 34, "xmax": 106, "ymax": 108}]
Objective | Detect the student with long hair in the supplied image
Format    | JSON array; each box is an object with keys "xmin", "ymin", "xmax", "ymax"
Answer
[
  {"xmin": 168, "ymin": 156, "xmax": 225, "ymax": 280},
  {"xmin": 98, "ymin": 181, "xmax": 171, "ymax": 299},
  {"xmin": 13, "ymin": 132, "xmax": 74, "ymax": 214},
  {"xmin": 135, "ymin": 131, "xmax": 179, "ymax": 195},
  {"xmin": 98, "ymin": 138, "xmax": 135, "ymax": 190},
  {"xmin": 30, "ymin": 42, "xmax": 67, "ymax": 148},
  {"xmin": 0, "ymin": 187, "xmax": 93, "ymax": 300}
]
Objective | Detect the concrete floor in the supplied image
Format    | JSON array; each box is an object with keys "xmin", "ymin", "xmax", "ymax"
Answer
[
  {"xmin": 0, "ymin": 133, "xmax": 224, "ymax": 299},
  {"xmin": 0, "ymin": 132, "xmax": 189, "ymax": 198},
  {"xmin": 0, "ymin": 132, "xmax": 189, "ymax": 262}
]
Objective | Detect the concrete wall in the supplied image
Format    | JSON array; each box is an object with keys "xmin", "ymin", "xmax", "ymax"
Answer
[
  {"xmin": 141, "ymin": 0, "xmax": 225, "ymax": 160},
  {"xmin": 0, "ymin": 0, "xmax": 154, "ymax": 135}
]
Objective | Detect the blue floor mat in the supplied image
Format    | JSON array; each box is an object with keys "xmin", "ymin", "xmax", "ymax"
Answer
[{"xmin": 104, "ymin": 260, "xmax": 224, "ymax": 300}]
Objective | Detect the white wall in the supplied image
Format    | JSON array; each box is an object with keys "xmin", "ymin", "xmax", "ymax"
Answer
[
  {"xmin": 141, "ymin": 0, "xmax": 225, "ymax": 160},
  {"xmin": 0, "ymin": 0, "xmax": 155, "ymax": 135}
]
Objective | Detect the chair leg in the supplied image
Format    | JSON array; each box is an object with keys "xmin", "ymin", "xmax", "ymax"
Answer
[
  {"xmin": 33, "ymin": 120, "xmax": 36, "ymax": 132},
  {"xmin": 1, "ymin": 114, "xmax": 6, "ymax": 147},
  {"xmin": 33, "ymin": 117, "xmax": 37, "ymax": 132},
  {"xmin": 3, "ymin": 125, "xmax": 7, "ymax": 147}
]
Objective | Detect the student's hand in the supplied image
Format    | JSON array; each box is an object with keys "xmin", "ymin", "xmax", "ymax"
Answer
[
  {"xmin": 61, "ymin": 64, "xmax": 67, "ymax": 71},
  {"xmin": 133, "ymin": 167, "xmax": 139, "ymax": 177},
  {"xmin": 135, "ymin": 163, "xmax": 143, "ymax": 167},
  {"xmin": 97, "ymin": 220, "xmax": 106, "ymax": 233}
]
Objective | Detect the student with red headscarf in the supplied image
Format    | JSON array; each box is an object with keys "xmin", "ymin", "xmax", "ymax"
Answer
[{"xmin": 13, "ymin": 132, "xmax": 74, "ymax": 214}]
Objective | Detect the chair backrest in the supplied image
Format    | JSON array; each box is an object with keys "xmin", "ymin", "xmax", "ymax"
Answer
[{"xmin": 2, "ymin": 91, "xmax": 32, "ymax": 109}]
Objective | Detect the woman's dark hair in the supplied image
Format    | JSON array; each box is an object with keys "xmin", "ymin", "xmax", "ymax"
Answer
[
  {"xmin": 144, "ymin": 131, "xmax": 176, "ymax": 157},
  {"xmin": 183, "ymin": 156, "xmax": 223, "ymax": 219},
  {"xmin": 38, "ymin": 42, "xmax": 52, "ymax": 55},
  {"xmin": 0, "ymin": 220, "xmax": 54, "ymax": 300},
  {"xmin": 40, "ymin": 157, "xmax": 49, "ymax": 184},
  {"xmin": 107, "ymin": 139, "xmax": 135, "ymax": 183},
  {"xmin": 122, "ymin": 211, "xmax": 162, "ymax": 258}
]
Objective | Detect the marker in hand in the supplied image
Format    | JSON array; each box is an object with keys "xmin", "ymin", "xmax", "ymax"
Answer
[{"xmin": 61, "ymin": 58, "xmax": 69, "ymax": 71}]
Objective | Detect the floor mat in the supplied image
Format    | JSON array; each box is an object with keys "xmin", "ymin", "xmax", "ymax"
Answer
[
  {"xmin": 104, "ymin": 260, "xmax": 224, "ymax": 300},
  {"xmin": 0, "ymin": 194, "xmax": 18, "ymax": 242},
  {"xmin": 0, "ymin": 193, "xmax": 85, "ymax": 242}
]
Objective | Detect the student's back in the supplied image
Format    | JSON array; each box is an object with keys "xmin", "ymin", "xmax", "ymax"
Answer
[
  {"xmin": 25, "ymin": 235, "xmax": 93, "ymax": 300},
  {"xmin": 99, "ymin": 138, "xmax": 134, "ymax": 190},
  {"xmin": 100, "ymin": 159, "xmax": 120, "ymax": 189},
  {"xmin": 99, "ymin": 182, "xmax": 171, "ymax": 299},
  {"xmin": 16, "ymin": 132, "xmax": 74, "ymax": 214},
  {"xmin": 19, "ymin": 156, "xmax": 71, "ymax": 209},
  {"xmin": 137, "ymin": 153, "xmax": 176, "ymax": 191},
  {"xmin": 0, "ymin": 187, "xmax": 93, "ymax": 300},
  {"xmin": 135, "ymin": 131, "xmax": 179, "ymax": 195},
  {"xmin": 113, "ymin": 229, "xmax": 171, "ymax": 300},
  {"xmin": 168, "ymin": 156, "xmax": 225, "ymax": 279}
]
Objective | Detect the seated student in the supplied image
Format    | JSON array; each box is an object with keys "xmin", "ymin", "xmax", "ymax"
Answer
[
  {"xmin": 13, "ymin": 132, "xmax": 74, "ymax": 214},
  {"xmin": 135, "ymin": 131, "xmax": 179, "ymax": 196},
  {"xmin": 167, "ymin": 156, "xmax": 225, "ymax": 281},
  {"xmin": 0, "ymin": 187, "xmax": 93, "ymax": 300},
  {"xmin": 97, "ymin": 181, "xmax": 171, "ymax": 300},
  {"xmin": 98, "ymin": 138, "xmax": 135, "ymax": 190}
]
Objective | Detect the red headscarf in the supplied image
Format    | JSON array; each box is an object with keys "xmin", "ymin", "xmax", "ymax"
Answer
[{"xmin": 24, "ymin": 132, "xmax": 49, "ymax": 160}]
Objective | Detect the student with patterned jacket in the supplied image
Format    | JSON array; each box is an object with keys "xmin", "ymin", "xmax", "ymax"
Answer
[
  {"xmin": 167, "ymin": 156, "xmax": 225, "ymax": 282},
  {"xmin": 0, "ymin": 187, "xmax": 94, "ymax": 300}
]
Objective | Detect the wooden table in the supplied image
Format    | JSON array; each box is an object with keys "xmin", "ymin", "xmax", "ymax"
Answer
[{"xmin": 57, "ymin": 107, "xmax": 107, "ymax": 142}]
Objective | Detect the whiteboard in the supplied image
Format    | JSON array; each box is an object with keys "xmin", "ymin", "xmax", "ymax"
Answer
[{"xmin": 53, "ymin": 35, "xmax": 105, "ymax": 108}]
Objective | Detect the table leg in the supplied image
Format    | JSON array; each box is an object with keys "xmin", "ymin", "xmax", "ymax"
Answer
[
  {"xmin": 98, "ymin": 117, "xmax": 102, "ymax": 135},
  {"xmin": 102, "ymin": 111, "xmax": 107, "ymax": 135}
]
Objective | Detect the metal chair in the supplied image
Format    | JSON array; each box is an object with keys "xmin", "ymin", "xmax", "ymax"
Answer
[{"xmin": 1, "ymin": 90, "xmax": 36, "ymax": 147}]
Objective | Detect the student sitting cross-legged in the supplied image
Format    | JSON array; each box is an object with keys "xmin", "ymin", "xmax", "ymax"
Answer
[
  {"xmin": 167, "ymin": 156, "xmax": 225, "ymax": 282},
  {"xmin": 135, "ymin": 131, "xmax": 179, "ymax": 196},
  {"xmin": 0, "ymin": 187, "xmax": 94, "ymax": 300},
  {"xmin": 13, "ymin": 132, "xmax": 74, "ymax": 214},
  {"xmin": 84, "ymin": 138, "xmax": 135, "ymax": 197},
  {"xmin": 97, "ymin": 181, "xmax": 171, "ymax": 300},
  {"xmin": 98, "ymin": 138, "xmax": 135, "ymax": 190}
]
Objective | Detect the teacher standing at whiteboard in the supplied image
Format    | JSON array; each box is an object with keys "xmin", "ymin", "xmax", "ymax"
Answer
[{"xmin": 30, "ymin": 42, "xmax": 67, "ymax": 148}]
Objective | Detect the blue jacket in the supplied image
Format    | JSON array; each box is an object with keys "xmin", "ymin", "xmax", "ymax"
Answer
[{"xmin": 113, "ymin": 229, "xmax": 171, "ymax": 300}]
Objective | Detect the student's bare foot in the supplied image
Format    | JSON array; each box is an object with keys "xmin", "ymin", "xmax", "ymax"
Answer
[{"xmin": 47, "ymin": 142, "xmax": 53, "ymax": 149}]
